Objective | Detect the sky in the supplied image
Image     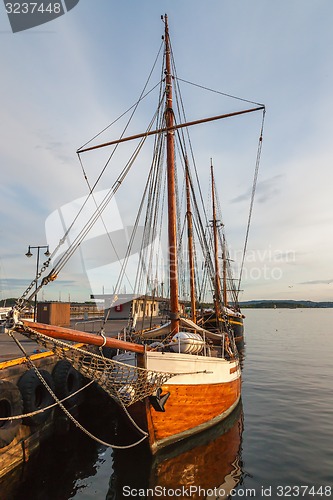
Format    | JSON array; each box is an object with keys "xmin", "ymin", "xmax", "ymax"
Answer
[{"xmin": 0, "ymin": 0, "xmax": 333, "ymax": 304}]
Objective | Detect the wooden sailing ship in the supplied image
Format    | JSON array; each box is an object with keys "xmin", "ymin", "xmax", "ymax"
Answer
[{"xmin": 6, "ymin": 15, "xmax": 265, "ymax": 454}]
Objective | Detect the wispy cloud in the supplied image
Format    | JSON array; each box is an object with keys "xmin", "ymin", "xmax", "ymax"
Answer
[
  {"xmin": 231, "ymin": 175, "xmax": 284, "ymax": 204},
  {"xmin": 299, "ymin": 279, "xmax": 333, "ymax": 285}
]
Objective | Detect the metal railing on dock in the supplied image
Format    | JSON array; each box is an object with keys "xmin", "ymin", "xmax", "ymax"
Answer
[{"xmin": 73, "ymin": 319, "xmax": 104, "ymax": 334}]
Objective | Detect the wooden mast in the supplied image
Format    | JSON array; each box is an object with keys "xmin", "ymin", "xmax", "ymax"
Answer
[
  {"xmin": 222, "ymin": 234, "xmax": 228, "ymax": 307},
  {"xmin": 211, "ymin": 160, "xmax": 221, "ymax": 320},
  {"xmin": 185, "ymin": 157, "xmax": 196, "ymax": 323},
  {"xmin": 164, "ymin": 14, "xmax": 180, "ymax": 334}
]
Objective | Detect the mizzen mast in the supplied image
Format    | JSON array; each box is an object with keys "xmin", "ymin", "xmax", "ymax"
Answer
[
  {"xmin": 164, "ymin": 14, "xmax": 180, "ymax": 334},
  {"xmin": 185, "ymin": 157, "xmax": 197, "ymax": 323},
  {"xmin": 222, "ymin": 234, "xmax": 228, "ymax": 307},
  {"xmin": 211, "ymin": 160, "xmax": 222, "ymax": 320}
]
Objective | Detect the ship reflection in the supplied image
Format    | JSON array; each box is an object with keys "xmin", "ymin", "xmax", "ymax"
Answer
[
  {"xmin": 108, "ymin": 401, "xmax": 244, "ymax": 499},
  {"xmin": 0, "ymin": 397, "xmax": 244, "ymax": 500}
]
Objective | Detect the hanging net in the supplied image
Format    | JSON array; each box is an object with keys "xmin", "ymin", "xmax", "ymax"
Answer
[{"xmin": 13, "ymin": 323, "xmax": 179, "ymax": 408}]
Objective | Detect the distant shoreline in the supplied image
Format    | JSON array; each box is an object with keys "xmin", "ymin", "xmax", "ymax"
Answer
[
  {"xmin": 1, "ymin": 298, "xmax": 332, "ymax": 310},
  {"xmin": 240, "ymin": 300, "xmax": 333, "ymax": 309}
]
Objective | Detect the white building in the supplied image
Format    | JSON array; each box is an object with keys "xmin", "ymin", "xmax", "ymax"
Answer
[{"xmin": 90, "ymin": 293, "xmax": 184, "ymax": 320}]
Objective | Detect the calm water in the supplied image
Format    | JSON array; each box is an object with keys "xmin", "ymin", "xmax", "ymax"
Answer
[{"xmin": 1, "ymin": 309, "xmax": 333, "ymax": 499}]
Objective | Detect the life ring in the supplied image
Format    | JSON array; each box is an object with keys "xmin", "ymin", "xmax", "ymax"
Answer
[
  {"xmin": 0, "ymin": 380, "xmax": 23, "ymax": 448},
  {"xmin": 18, "ymin": 369, "xmax": 55, "ymax": 426},
  {"xmin": 52, "ymin": 360, "xmax": 82, "ymax": 407}
]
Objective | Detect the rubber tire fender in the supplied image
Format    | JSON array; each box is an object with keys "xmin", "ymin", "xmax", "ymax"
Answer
[
  {"xmin": 52, "ymin": 360, "xmax": 82, "ymax": 407},
  {"xmin": 0, "ymin": 380, "xmax": 23, "ymax": 448},
  {"xmin": 18, "ymin": 369, "xmax": 55, "ymax": 426}
]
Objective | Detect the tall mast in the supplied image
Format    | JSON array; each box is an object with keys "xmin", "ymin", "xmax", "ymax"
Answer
[
  {"xmin": 164, "ymin": 14, "xmax": 180, "ymax": 334},
  {"xmin": 222, "ymin": 234, "xmax": 228, "ymax": 306},
  {"xmin": 185, "ymin": 157, "xmax": 196, "ymax": 323},
  {"xmin": 211, "ymin": 160, "xmax": 221, "ymax": 319}
]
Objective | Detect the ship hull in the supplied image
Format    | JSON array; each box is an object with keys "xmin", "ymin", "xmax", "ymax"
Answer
[
  {"xmin": 203, "ymin": 312, "xmax": 245, "ymax": 347},
  {"xmin": 229, "ymin": 316, "xmax": 245, "ymax": 347},
  {"xmin": 128, "ymin": 351, "xmax": 241, "ymax": 454},
  {"xmin": 149, "ymin": 403, "xmax": 243, "ymax": 494}
]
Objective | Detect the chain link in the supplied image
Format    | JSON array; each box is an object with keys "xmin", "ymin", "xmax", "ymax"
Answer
[{"xmin": 14, "ymin": 258, "xmax": 53, "ymax": 312}]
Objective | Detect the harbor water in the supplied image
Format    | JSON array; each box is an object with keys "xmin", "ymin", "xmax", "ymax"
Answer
[{"xmin": 1, "ymin": 308, "xmax": 333, "ymax": 499}]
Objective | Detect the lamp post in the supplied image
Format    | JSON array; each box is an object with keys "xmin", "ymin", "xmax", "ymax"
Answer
[{"xmin": 25, "ymin": 245, "xmax": 50, "ymax": 321}]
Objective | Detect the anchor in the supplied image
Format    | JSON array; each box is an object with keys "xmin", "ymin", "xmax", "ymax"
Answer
[{"xmin": 149, "ymin": 387, "xmax": 170, "ymax": 412}]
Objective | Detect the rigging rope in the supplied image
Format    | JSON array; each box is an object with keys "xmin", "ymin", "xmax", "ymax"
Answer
[
  {"xmin": 170, "ymin": 42, "xmax": 217, "ymax": 301},
  {"xmin": 170, "ymin": 45, "xmax": 210, "ymax": 229},
  {"xmin": 175, "ymin": 77, "xmax": 265, "ymax": 107},
  {"xmin": 101, "ymin": 97, "xmax": 166, "ymax": 324},
  {"xmin": 237, "ymin": 109, "xmax": 266, "ymax": 296},
  {"xmin": 13, "ymin": 44, "xmax": 165, "ymax": 315},
  {"xmin": 77, "ymin": 41, "xmax": 164, "ymax": 152}
]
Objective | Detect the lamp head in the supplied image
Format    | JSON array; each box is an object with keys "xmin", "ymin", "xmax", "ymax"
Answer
[{"xmin": 25, "ymin": 247, "xmax": 32, "ymax": 258}]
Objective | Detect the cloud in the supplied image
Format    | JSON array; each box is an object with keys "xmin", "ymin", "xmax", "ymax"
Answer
[
  {"xmin": 299, "ymin": 279, "xmax": 333, "ymax": 285},
  {"xmin": 230, "ymin": 174, "xmax": 284, "ymax": 204},
  {"xmin": 35, "ymin": 139, "xmax": 74, "ymax": 164}
]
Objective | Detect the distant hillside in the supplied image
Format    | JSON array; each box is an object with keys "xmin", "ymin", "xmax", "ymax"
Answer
[
  {"xmin": 1, "ymin": 298, "xmax": 332, "ymax": 309},
  {"xmin": 240, "ymin": 300, "xmax": 333, "ymax": 309}
]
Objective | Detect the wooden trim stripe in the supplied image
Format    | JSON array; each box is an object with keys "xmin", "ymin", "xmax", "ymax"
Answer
[{"xmin": 230, "ymin": 366, "xmax": 239, "ymax": 374}]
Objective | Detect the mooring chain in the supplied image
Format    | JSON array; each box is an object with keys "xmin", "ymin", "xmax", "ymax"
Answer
[{"xmin": 13, "ymin": 257, "xmax": 53, "ymax": 312}]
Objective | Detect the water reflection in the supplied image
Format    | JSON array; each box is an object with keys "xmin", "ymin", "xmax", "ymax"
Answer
[
  {"xmin": 1, "ymin": 396, "xmax": 244, "ymax": 500},
  {"xmin": 0, "ymin": 426, "xmax": 106, "ymax": 500},
  {"xmin": 108, "ymin": 402, "xmax": 244, "ymax": 499},
  {"xmin": 0, "ymin": 395, "xmax": 118, "ymax": 500}
]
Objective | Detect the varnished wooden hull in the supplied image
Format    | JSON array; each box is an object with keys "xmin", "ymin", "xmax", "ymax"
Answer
[
  {"xmin": 150, "ymin": 403, "xmax": 243, "ymax": 495},
  {"xmin": 110, "ymin": 403, "xmax": 243, "ymax": 499},
  {"xmin": 146, "ymin": 380, "xmax": 241, "ymax": 453},
  {"xmin": 128, "ymin": 351, "xmax": 241, "ymax": 454}
]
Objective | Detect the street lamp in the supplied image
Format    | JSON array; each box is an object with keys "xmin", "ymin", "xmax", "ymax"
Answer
[{"xmin": 25, "ymin": 245, "xmax": 50, "ymax": 321}]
